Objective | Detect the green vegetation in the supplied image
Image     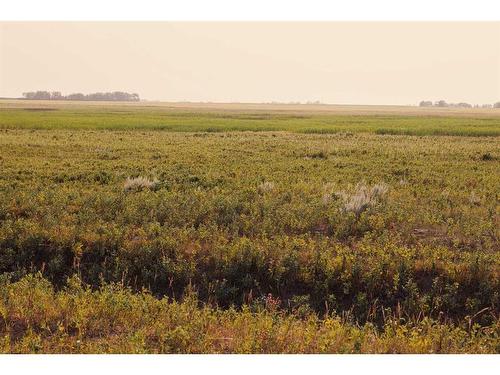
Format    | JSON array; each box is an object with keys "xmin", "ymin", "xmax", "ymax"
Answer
[
  {"xmin": 1, "ymin": 103, "xmax": 500, "ymax": 136},
  {"xmin": 1, "ymin": 275, "xmax": 498, "ymax": 353},
  {"xmin": 0, "ymin": 102, "xmax": 499, "ymax": 353}
]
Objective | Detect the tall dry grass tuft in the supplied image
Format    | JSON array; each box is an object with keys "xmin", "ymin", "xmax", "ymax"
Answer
[
  {"xmin": 469, "ymin": 191, "xmax": 481, "ymax": 206},
  {"xmin": 257, "ymin": 181, "xmax": 275, "ymax": 194},
  {"xmin": 123, "ymin": 176, "xmax": 159, "ymax": 192},
  {"xmin": 322, "ymin": 182, "xmax": 337, "ymax": 205},
  {"xmin": 336, "ymin": 182, "xmax": 389, "ymax": 217}
]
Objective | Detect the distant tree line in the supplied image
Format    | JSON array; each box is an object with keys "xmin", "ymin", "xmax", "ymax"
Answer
[
  {"xmin": 419, "ymin": 100, "xmax": 500, "ymax": 108},
  {"xmin": 268, "ymin": 100, "xmax": 323, "ymax": 105},
  {"xmin": 22, "ymin": 91, "xmax": 140, "ymax": 102}
]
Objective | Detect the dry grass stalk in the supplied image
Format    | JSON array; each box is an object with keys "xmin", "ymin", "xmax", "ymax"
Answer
[
  {"xmin": 337, "ymin": 182, "xmax": 389, "ymax": 217},
  {"xmin": 124, "ymin": 176, "xmax": 159, "ymax": 192}
]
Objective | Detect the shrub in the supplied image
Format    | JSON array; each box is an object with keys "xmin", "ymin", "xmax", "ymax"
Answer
[
  {"xmin": 306, "ymin": 150, "xmax": 328, "ymax": 159},
  {"xmin": 480, "ymin": 153, "xmax": 495, "ymax": 161}
]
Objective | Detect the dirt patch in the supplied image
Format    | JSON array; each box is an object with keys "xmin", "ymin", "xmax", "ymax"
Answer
[{"xmin": 23, "ymin": 108, "xmax": 58, "ymax": 111}]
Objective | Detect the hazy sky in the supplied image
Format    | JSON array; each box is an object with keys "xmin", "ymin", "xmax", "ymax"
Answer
[{"xmin": 1, "ymin": 22, "xmax": 499, "ymax": 104}]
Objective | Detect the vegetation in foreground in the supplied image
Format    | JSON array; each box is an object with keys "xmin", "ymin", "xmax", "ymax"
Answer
[
  {"xmin": 0, "ymin": 105, "xmax": 499, "ymax": 353},
  {"xmin": 1, "ymin": 274, "xmax": 498, "ymax": 353}
]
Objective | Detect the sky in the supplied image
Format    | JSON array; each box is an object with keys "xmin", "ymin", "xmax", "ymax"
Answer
[{"xmin": 1, "ymin": 22, "xmax": 499, "ymax": 104}]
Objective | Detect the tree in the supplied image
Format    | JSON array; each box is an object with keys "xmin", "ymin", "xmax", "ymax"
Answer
[
  {"xmin": 66, "ymin": 93, "xmax": 86, "ymax": 100},
  {"xmin": 23, "ymin": 91, "xmax": 50, "ymax": 100},
  {"xmin": 51, "ymin": 91, "xmax": 62, "ymax": 100},
  {"xmin": 22, "ymin": 90, "xmax": 140, "ymax": 101},
  {"xmin": 22, "ymin": 92, "xmax": 36, "ymax": 99},
  {"xmin": 419, "ymin": 100, "xmax": 433, "ymax": 107},
  {"xmin": 494, "ymin": 102, "xmax": 500, "ymax": 108}
]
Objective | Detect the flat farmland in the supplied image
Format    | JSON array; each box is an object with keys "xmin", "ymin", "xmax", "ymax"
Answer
[
  {"xmin": 0, "ymin": 100, "xmax": 499, "ymax": 353},
  {"xmin": 1, "ymin": 100, "xmax": 500, "ymax": 135}
]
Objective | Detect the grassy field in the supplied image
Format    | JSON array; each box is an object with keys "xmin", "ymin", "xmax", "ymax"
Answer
[
  {"xmin": 0, "ymin": 100, "xmax": 499, "ymax": 353},
  {"xmin": 1, "ymin": 100, "xmax": 500, "ymax": 136}
]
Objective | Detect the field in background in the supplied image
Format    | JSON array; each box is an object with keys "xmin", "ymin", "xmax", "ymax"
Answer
[
  {"xmin": 1, "ymin": 99, "xmax": 500, "ymax": 136},
  {"xmin": 0, "ymin": 101, "xmax": 499, "ymax": 353}
]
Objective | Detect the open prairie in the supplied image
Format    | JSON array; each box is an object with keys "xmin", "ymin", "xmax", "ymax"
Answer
[
  {"xmin": 1, "ymin": 99, "xmax": 500, "ymax": 135},
  {"xmin": 0, "ymin": 100, "xmax": 499, "ymax": 353}
]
